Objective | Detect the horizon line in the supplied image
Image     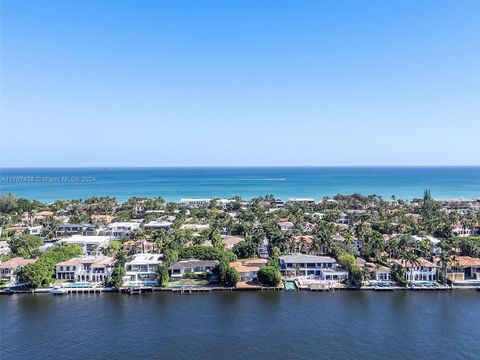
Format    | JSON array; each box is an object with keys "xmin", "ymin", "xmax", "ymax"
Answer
[{"xmin": 2, "ymin": 165, "xmax": 480, "ymax": 170}]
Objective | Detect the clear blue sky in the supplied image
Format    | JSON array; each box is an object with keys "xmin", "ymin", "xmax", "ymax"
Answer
[{"xmin": 1, "ymin": 0, "xmax": 479, "ymax": 167}]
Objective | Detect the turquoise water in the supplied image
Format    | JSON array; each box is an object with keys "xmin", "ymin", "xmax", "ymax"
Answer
[{"xmin": 1, "ymin": 167, "xmax": 479, "ymax": 202}]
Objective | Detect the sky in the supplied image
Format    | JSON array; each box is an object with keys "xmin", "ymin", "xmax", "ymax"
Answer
[{"xmin": 1, "ymin": 0, "xmax": 479, "ymax": 167}]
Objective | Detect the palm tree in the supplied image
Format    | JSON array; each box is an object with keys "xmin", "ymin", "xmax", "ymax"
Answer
[
  {"xmin": 400, "ymin": 252, "xmax": 420, "ymax": 285},
  {"xmin": 439, "ymin": 252, "xmax": 455, "ymax": 285}
]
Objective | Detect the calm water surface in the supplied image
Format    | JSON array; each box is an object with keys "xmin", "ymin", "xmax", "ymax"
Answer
[
  {"xmin": 1, "ymin": 291, "xmax": 479, "ymax": 360},
  {"xmin": 1, "ymin": 167, "xmax": 480, "ymax": 202}
]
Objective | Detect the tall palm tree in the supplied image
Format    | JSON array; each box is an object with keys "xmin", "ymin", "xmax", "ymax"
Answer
[
  {"xmin": 400, "ymin": 252, "xmax": 420, "ymax": 285},
  {"xmin": 439, "ymin": 252, "xmax": 455, "ymax": 285}
]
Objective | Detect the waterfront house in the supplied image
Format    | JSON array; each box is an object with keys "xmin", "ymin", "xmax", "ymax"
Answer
[
  {"xmin": 124, "ymin": 253, "xmax": 163, "ymax": 286},
  {"xmin": 230, "ymin": 261, "xmax": 260, "ymax": 282},
  {"xmin": 55, "ymin": 256, "xmax": 115, "ymax": 283},
  {"xmin": 392, "ymin": 258, "xmax": 438, "ymax": 283},
  {"xmin": 0, "ymin": 257, "xmax": 37, "ymax": 285},
  {"xmin": 370, "ymin": 265, "xmax": 392, "ymax": 281},
  {"xmin": 104, "ymin": 222, "xmax": 141, "ymax": 239},
  {"xmin": 446, "ymin": 256, "xmax": 480, "ymax": 285},
  {"xmin": 169, "ymin": 259, "xmax": 219, "ymax": 280},
  {"xmin": 59, "ymin": 235, "xmax": 111, "ymax": 255},
  {"xmin": 279, "ymin": 253, "xmax": 349, "ymax": 282}
]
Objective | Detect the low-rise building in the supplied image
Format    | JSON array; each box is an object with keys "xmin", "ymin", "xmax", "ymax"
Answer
[
  {"xmin": 0, "ymin": 257, "xmax": 37, "ymax": 285},
  {"xmin": 56, "ymin": 223, "xmax": 88, "ymax": 236},
  {"xmin": 144, "ymin": 221, "xmax": 172, "ymax": 229},
  {"xmin": 105, "ymin": 222, "xmax": 140, "ymax": 239},
  {"xmin": 59, "ymin": 235, "xmax": 111, "ymax": 255},
  {"xmin": 180, "ymin": 224, "xmax": 209, "ymax": 232},
  {"xmin": 392, "ymin": 258, "xmax": 438, "ymax": 283},
  {"xmin": 0, "ymin": 241, "xmax": 11, "ymax": 256},
  {"xmin": 279, "ymin": 253, "xmax": 349, "ymax": 282},
  {"xmin": 124, "ymin": 253, "xmax": 163, "ymax": 286},
  {"xmin": 230, "ymin": 261, "xmax": 259, "ymax": 282},
  {"xmin": 28, "ymin": 225, "xmax": 44, "ymax": 236},
  {"xmin": 55, "ymin": 256, "xmax": 115, "ymax": 283},
  {"xmin": 169, "ymin": 259, "xmax": 219, "ymax": 280},
  {"xmin": 180, "ymin": 198, "xmax": 212, "ymax": 208},
  {"xmin": 222, "ymin": 236, "xmax": 245, "ymax": 250},
  {"xmin": 447, "ymin": 256, "xmax": 480, "ymax": 285},
  {"xmin": 287, "ymin": 198, "xmax": 316, "ymax": 205}
]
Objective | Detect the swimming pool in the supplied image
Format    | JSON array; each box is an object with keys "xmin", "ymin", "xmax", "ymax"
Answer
[
  {"xmin": 65, "ymin": 282, "xmax": 98, "ymax": 288},
  {"xmin": 284, "ymin": 281, "xmax": 296, "ymax": 291}
]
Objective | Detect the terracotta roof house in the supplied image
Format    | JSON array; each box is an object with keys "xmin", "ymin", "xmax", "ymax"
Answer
[
  {"xmin": 0, "ymin": 257, "xmax": 37, "ymax": 284},
  {"xmin": 447, "ymin": 256, "xmax": 480, "ymax": 285}
]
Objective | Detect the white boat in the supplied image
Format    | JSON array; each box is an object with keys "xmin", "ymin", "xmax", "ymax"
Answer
[{"xmin": 49, "ymin": 286, "xmax": 67, "ymax": 295}]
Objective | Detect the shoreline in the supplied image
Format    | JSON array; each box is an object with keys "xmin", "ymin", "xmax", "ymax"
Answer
[{"xmin": 2, "ymin": 285, "xmax": 478, "ymax": 295}]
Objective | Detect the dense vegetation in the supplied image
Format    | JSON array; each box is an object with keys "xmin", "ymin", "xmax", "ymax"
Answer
[{"xmin": 19, "ymin": 244, "xmax": 83, "ymax": 288}]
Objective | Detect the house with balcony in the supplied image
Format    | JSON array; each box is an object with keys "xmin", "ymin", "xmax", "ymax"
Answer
[
  {"xmin": 392, "ymin": 258, "xmax": 438, "ymax": 283},
  {"xmin": 0, "ymin": 257, "xmax": 37, "ymax": 285},
  {"xmin": 55, "ymin": 256, "xmax": 115, "ymax": 283},
  {"xmin": 124, "ymin": 253, "xmax": 163, "ymax": 286},
  {"xmin": 169, "ymin": 259, "xmax": 219, "ymax": 280},
  {"xmin": 279, "ymin": 253, "xmax": 349, "ymax": 282}
]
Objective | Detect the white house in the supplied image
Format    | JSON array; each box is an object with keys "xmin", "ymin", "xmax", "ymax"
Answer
[
  {"xmin": 124, "ymin": 253, "xmax": 163, "ymax": 286},
  {"xmin": 144, "ymin": 221, "xmax": 172, "ymax": 229},
  {"xmin": 59, "ymin": 235, "xmax": 111, "ymax": 255},
  {"xmin": 169, "ymin": 259, "xmax": 219, "ymax": 280},
  {"xmin": 55, "ymin": 256, "xmax": 115, "ymax": 283},
  {"xmin": 56, "ymin": 223, "xmax": 88, "ymax": 236},
  {"xmin": 180, "ymin": 198, "xmax": 212, "ymax": 208},
  {"xmin": 392, "ymin": 258, "xmax": 438, "ymax": 283},
  {"xmin": 287, "ymin": 198, "xmax": 316, "ymax": 205},
  {"xmin": 279, "ymin": 253, "xmax": 349, "ymax": 282},
  {"xmin": 28, "ymin": 225, "xmax": 44, "ymax": 235},
  {"xmin": 411, "ymin": 235, "xmax": 442, "ymax": 255},
  {"xmin": 105, "ymin": 222, "xmax": 140, "ymax": 239}
]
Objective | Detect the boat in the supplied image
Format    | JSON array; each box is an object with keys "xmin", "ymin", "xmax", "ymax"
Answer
[
  {"xmin": 128, "ymin": 287, "xmax": 142, "ymax": 295},
  {"xmin": 49, "ymin": 286, "xmax": 67, "ymax": 295},
  {"xmin": 3, "ymin": 288, "xmax": 14, "ymax": 295}
]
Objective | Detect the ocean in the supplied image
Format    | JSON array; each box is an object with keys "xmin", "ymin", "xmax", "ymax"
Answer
[
  {"xmin": 1, "ymin": 167, "xmax": 479, "ymax": 202},
  {"xmin": 1, "ymin": 291, "xmax": 479, "ymax": 360}
]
